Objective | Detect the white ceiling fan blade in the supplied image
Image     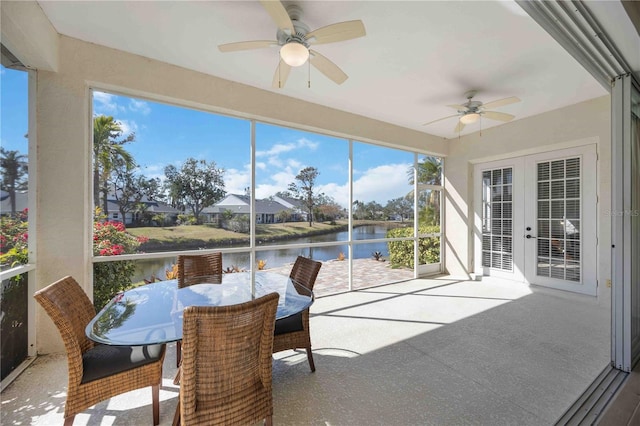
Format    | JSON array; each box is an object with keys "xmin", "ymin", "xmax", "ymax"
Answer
[
  {"xmin": 454, "ymin": 120, "xmax": 466, "ymax": 133},
  {"xmin": 422, "ymin": 114, "xmax": 459, "ymax": 126},
  {"xmin": 309, "ymin": 50, "xmax": 348, "ymax": 84},
  {"xmin": 259, "ymin": 0, "xmax": 294, "ymax": 34},
  {"xmin": 483, "ymin": 111, "xmax": 515, "ymax": 122},
  {"xmin": 446, "ymin": 104, "xmax": 468, "ymax": 111},
  {"xmin": 218, "ymin": 40, "xmax": 276, "ymax": 52},
  {"xmin": 306, "ymin": 20, "xmax": 366, "ymax": 45},
  {"xmin": 272, "ymin": 60, "xmax": 292, "ymax": 89},
  {"xmin": 482, "ymin": 96, "xmax": 521, "ymax": 110}
]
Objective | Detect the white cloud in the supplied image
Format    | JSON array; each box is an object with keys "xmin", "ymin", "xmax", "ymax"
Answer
[
  {"xmin": 129, "ymin": 99, "xmax": 151, "ymax": 115},
  {"xmin": 224, "ymin": 166, "xmax": 251, "ymax": 195},
  {"xmin": 117, "ymin": 119, "xmax": 138, "ymax": 136},
  {"xmin": 281, "ymin": 163, "xmax": 410, "ymax": 208},
  {"xmin": 255, "ymin": 183, "xmax": 286, "ymax": 199},
  {"xmin": 256, "ymin": 142, "xmax": 297, "ymax": 157},
  {"xmin": 297, "ymin": 137, "xmax": 319, "ymax": 150},
  {"xmin": 251, "ymin": 160, "xmax": 411, "ymax": 208},
  {"xmin": 278, "ymin": 163, "xmax": 410, "ymax": 209},
  {"xmin": 138, "ymin": 163, "xmax": 166, "ymax": 181},
  {"xmin": 351, "ymin": 163, "xmax": 412, "ymax": 204},
  {"xmin": 93, "ymin": 91, "xmax": 125, "ymax": 115},
  {"xmin": 255, "ymin": 162, "xmax": 267, "ymax": 170},
  {"xmin": 267, "ymin": 156, "xmax": 284, "ymax": 168},
  {"xmin": 255, "ymin": 168, "xmax": 296, "ymax": 199},
  {"xmin": 317, "ymin": 181, "xmax": 349, "ymax": 207},
  {"xmin": 287, "ymin": 158, "xmax": 302, "ymax": 169},
  {"xmin": 255, "ymin": 137, "xmax": 319, "ymax": 175}
]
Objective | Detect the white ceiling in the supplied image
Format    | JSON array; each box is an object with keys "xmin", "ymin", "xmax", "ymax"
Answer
[{"xmin": 36, "ymin": 0, "xmax": 616, "ymax": 139}]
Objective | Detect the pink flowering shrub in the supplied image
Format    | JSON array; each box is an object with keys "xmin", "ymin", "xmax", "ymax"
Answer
[
  {"xmin": 93, "ymin": 208, "xmax": 147, "ymax": 310},
  {"xmin": 0, "ymin": 209, "xmax": 29, "ymax": 270},
  {"xmin": 93, "ymin": 219, "xmax": 144, "ymax": 256}
]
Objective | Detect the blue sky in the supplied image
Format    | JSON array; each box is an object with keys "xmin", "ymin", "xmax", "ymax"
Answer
[
  {"xmin": 2, "ymin": 65, "xmax": 420, "ymax": 208},
  {"xmin": 1, "ymin": 67, "xmax": 29, "ymax": 155},
  {"xmin": 92, "ymin": 90, "xmax": 416, "ymax": 207}
]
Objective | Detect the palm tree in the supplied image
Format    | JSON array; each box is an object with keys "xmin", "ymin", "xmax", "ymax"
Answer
[
  {"xmin": 407, "ymin": 156, "xmax": 443, "ymax": 226},
  {"xmin": 93, "ymin": 115, "xmax": 136, "ymax": 214},
  {"xmin": 0, "ymin": 148, "xmax": 28, "ymax": 215},
  {"xmin": 407, "ymin": 156, "xmax": 442, "ymax": 186}
]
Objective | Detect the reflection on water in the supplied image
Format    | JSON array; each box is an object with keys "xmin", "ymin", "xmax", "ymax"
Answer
[{"xmin": 132, "ymin": 224, "xmax": 406, "ymax": 283}]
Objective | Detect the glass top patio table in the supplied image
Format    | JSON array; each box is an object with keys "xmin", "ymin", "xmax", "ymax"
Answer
[{"xmin": 85, "ymin": 271, "xmax": 313, "ymax": 346}]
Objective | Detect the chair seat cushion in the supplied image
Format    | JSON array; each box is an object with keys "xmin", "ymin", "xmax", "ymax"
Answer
[
  {"xmin": 81, "ymin": 344, "xmax": 164, "ymax": 384},
  {"xmin": 274, "ymin": 311, "xmax": 303, "ymax": 335}
]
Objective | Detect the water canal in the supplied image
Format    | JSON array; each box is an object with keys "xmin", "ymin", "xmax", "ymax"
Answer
[{"xmin": 132, "ymin": 224, "xmax": 408, "ymax": 281}]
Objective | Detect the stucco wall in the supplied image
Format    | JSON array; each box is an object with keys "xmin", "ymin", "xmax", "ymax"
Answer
[{"xmin": 443, "ymin": 96, "xmax": 611, "ymax": 305}]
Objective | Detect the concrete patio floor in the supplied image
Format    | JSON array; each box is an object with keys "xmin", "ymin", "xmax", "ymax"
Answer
[{"xmin": 1, "ymin": 276, "xmax": 610, "ymax": 425}]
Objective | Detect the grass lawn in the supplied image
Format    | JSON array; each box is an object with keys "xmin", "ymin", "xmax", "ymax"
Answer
[{"xmin": 127, "ymin": 220, "xmax": 355, "ymax": 251}]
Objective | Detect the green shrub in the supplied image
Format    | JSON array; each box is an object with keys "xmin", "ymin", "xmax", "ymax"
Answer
[
  {"xmin": 92, "ymin": 208, "xmax": 147, "ymax": 310},
  {"xmin": 177, "ymin": 214, "xmax": 197, "ymax": 225},
  {"xmin": 386, "ymin": 225, "xmax": 440, "ymax": 268},
  {"xmin": 93, "ymin": 261, "xmax": 138, "ymax": 311},
  {"xmin": 0, "ymin": 209, "xmax": 29, "ymax": 269}
]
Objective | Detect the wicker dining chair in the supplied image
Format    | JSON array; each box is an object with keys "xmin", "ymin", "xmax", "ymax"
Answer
[
  {"xmin": 34, "ymin": 276, "xmax": 166, "ymax": 426},
  {"xmin": 173, "ymin": 292, "xmax": 279, "ymax": 426},
  {"xmin": 175, "ymin": 252, "xmax": 223, "ymax": 367},
  {"xmin": 273, "ymin": 256, "xmax": 322, "ymax": 372},
  {"xmin": 177, "ymin": 252, "xmax": 223, "ymax": 288}
]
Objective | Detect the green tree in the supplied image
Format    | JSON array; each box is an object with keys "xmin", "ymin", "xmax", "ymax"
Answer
[
  {"xmin": 363, "ymin": 201, "xmax": 384, "ymax": 220},
  {"xmin": 352, "ymin": 200, "xmax": 365, "ymax": 220},
  {"xmin": 93, "ymin": 115, "xmax": 135, "ymax": 214},
  {"xmin": 408, "ymin": 156, "xmax": 442, "ymax": 226},
  {"xmin": 288, "ymin": 166, "xmax": 319, "ymax": 227},
  {"xmin": 315, "ymin": 193, "xmax": 342, "ymax": 221},
  {"xmin": 276, "ymin": 209, "xmax": 291, "ymax": 223},
  {"xmin": 164, "ymin": 158, "xmax": 226, "ymax": 224},
  {"xmin": 111, "ymin": 160, "xmax": 161, "ymax": 225},
  {"xmin": 407, "ymin": 156, "xmax": 442, "ymax": 186},
  {"xmin": 386, "ymin": 196, "xmax": 413, "ymax": 221},
  {"xmin": 0, "ymin": 148, "xmax": 28, "ymax": 215}
]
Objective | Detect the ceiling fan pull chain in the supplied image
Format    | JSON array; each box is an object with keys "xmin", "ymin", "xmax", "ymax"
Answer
[
  {"xmin": 278, "ymin": 60, "xmax": 282, "ymax": 88},
  {"xmin": 308, "ymin": 59, "xmax": 311, "ymax": 88}
]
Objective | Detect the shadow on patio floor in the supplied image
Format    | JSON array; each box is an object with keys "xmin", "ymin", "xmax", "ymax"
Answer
[{"xmin": 1, "ymin": 276, "xmax": 610, "ymax": 425}]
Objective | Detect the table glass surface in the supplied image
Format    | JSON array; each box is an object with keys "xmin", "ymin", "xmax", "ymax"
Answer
[{"xmin": 85, "ymin": 271, "xmax": 313, "ymax": 346}]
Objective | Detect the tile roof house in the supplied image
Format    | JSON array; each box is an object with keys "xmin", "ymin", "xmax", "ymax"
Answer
[
  {"xmin": 201, "ymin": 194, "xmax": 303, "ymax": 224},
  {"xmin": 104, "ymin": 193, "xmax": 181, "ymax": 226}
]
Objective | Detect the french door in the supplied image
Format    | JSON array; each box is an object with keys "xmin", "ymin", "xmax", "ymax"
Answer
[{"xmin": 474, "ymin": 145, "xmax": 597, "ymax": 295}]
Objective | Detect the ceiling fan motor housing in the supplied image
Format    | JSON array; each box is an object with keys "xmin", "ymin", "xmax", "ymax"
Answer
[
  {"xmin": 461, "ymin": 100, "xmax": 483, "ymax": 114},
  {"xmin": 277, "ymin": 20, "xmax": 310, "ymax": 47},
  {"xmin": 276, "ymin": 4, "xmax": 310, "ymax": 47}
]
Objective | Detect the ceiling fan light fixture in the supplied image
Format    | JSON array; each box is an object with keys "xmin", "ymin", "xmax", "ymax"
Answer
[
  {"xmin": 460, "ymin": 112, "xmax": 480, "ymax": 124},
  {"xmin": 280, "ymin": 42, "xmax": 309, "ymax": 66}
]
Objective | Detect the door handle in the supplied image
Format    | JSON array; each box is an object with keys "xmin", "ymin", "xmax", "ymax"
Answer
[{"xmin": 525, "ymin": 234, "xmax": 536, "ymax": 239}]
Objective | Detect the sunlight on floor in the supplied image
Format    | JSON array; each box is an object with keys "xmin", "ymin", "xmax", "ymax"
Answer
[{"xmin": 313, "ymin": 277, "xmax": 535, "ymax": 356}]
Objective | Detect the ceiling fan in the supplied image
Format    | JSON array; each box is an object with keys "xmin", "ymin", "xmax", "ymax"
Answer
[
  {"xmin": 423, "ymin": 91, "xmax": 521, "ymax": 133},
  {"xmin": 218, "ymin": 0, "xmax": 366, "ymax": 88}
]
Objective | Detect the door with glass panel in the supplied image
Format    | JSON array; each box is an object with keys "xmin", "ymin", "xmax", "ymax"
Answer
[
  {"xmin": 523, "ymin": 146, "xmax": 597, "ymax": 295},
  {"xmin": 475, "ymin": 145, "xmax": 597, "ymax": 295},
  {"xmin": 474, "ymin": 158, "xmax": 525, "ymax": 281}
]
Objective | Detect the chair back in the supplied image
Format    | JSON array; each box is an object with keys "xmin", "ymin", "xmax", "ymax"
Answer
[
  {"xmin": 289, "ymin": 256, "xmax": 322, "ymax": 291},
  {"xmin": 177, "ymin": 252, "xmax": 223, "ymax": 288},
  {"xmin": 34, "ymin": 276, "xmax": 96, "ymax": 379},
  {"xmin": 179, "ymin": 292, "xmax": 279, "ymax": 425}
]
